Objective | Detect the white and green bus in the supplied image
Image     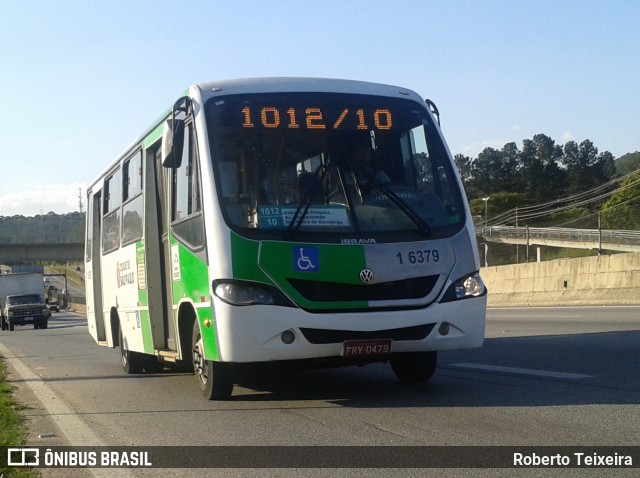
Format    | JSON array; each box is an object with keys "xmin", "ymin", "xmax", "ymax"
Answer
[{"xmin": 85, "ymin": 78, "xmax": 486, "ymax": 400}]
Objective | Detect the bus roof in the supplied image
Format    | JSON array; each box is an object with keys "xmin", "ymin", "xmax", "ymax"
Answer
[{"xmin": 197, "ymin": 77, "xmax": 424, "ymax": 103}]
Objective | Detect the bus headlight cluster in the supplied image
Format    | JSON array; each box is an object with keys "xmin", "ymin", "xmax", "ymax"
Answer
[
  {"xmin": 441, "ymin": 272, "xmax": 486, "ymax": 302},
  {"xmin": 214, "ymin": 282, "xmax": 274, "ymax": 306}
]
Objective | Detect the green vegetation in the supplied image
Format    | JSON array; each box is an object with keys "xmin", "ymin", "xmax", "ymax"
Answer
[
  {"xmin": 601, "ymin": 171, "xmax": 640, "ymax": 230},
  {"xmin": 0, "ymin": 358, "xmax": 37, "ymax": 477},
  {"xmin": 462, "ymin": 137, "xmax": 640, "ymax": 265},
  {"xmin": 0, "ymin": 212, "xmax": 84, "ymax": 244},
  {"xmin": 458, "ymin": 135, "xmax": 640, "ymax": 233},
  {"xmin": 456, "ymin": 134, "xmax": 617, "ymax": 204},
  {"xmin": 614, "ymin": 151, "xmax": 640, "ymax": 176}
]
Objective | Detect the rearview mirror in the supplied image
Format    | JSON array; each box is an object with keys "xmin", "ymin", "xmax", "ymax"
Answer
[
  {"xmin": 161, "ymin": 117, "xmax": 185, "ymax": 168},
  {"xmin": 425, "ymin": 99, "xmax": 440, "ymax": 126},
  {"xmin": 162, "ymin": 96, "xmax": 191, "ymax": 168}
]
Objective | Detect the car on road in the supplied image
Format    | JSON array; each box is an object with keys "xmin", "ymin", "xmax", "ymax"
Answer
[{"xmin": 2, "ymin": 293, "xmax": 49, "ymax": 330}]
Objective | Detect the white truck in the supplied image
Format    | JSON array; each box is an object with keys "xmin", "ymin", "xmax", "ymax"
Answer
[{"xmin": 0, "ymin": 273, "xmax": 49, "ymax": 331}]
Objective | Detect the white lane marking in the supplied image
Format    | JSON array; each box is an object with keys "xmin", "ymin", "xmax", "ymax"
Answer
[
  {"xmin": 449, "ymin": 362, "xmax": 591, "ymax": 379},
  {"xmin": 0, "ymin": 341, "xmax": 132, "ymax": 478},
  {"xmin": 487, "ymin": 315, "xmax": 585, "ymax": 319}
]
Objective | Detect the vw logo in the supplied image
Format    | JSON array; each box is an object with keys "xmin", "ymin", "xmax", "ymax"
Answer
[{"xmin": 359, "ymin": 268, "xmax": 374, "ymax": 284}]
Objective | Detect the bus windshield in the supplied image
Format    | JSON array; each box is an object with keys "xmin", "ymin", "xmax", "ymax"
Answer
[{"xmin": 206, "ymin": 92, "xmax": 465, "ymax": 241}]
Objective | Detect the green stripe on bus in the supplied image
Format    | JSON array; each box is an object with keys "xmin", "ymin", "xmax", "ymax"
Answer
[
  {"xmin": 139, "ymin": 309, "xmax": 155, "ymax": 354},
  {"xmin": 259, "ymin": 241, "xmax": 368, "ymax": 310},
  {"xmin": 230, "ymin": 232, "xmax": 272, "ymax": 283},
  {"xmin": 231, "ymin": 233, "xmax": 369, "ymax": 310},
  {"xmin": 142, "ymin": 122, "xmax": 165, "ymax": 149},
  {"xmin": 170, "ymin": 240, "xmax": 219, "ymax": 361}
]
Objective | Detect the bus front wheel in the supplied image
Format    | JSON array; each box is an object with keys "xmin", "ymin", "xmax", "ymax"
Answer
[
  {"xmin": 390, "ymin": 351, "xmax": 438, "ymax": 383},
  {"xmin": 192, "ymin": 322, "xmax": 233, "ymax": 400}
]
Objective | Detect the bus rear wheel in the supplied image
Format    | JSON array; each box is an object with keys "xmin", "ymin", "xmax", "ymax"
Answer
[
  {"xmin": 192, "ymin": 321, "xmax": 233, "ymax": 400},
  {"xmin": 390, "ymin": 351, "xmax": 438, "ymax": 383}
]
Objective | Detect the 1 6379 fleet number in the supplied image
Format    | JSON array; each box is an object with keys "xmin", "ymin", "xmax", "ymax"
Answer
[{"xmin": 395, "ymin": 249, "xmax": 440, "ymax": 265}]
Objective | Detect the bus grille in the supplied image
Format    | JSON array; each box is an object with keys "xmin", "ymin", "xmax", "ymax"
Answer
[
  {"xmin": 299, "ymin": 323, "xmax": 434, "ymax": 344},
  {"xmin": 287, "ymin": 275, "xmax": 439, "ymax": 302}
]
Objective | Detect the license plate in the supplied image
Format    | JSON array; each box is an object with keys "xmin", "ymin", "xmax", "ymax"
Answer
[{"xmin": 342, "ymin": 339, "xmax": 392, "ymax": 357}]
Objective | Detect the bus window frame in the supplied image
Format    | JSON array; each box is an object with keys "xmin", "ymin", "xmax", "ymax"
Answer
[
  {"xmin": 121, "ymin": 149, "xmax": 144, "ymax": 247},
  {"xmin": 170, "ymin": 121, "xmax": 206, "ymax": 253},
  {"xmin": 102, "ymin": 167, "xmax": 122, "ymax": 255}
]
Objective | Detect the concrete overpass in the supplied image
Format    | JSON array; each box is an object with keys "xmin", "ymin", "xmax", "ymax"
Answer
[
  {"xmin": 478, "ymin": 226, "xmax": 640, "ymax": 253},
  {"xmin": 0, "ymin": 243, "xmax": 84, "ymax": 262}
]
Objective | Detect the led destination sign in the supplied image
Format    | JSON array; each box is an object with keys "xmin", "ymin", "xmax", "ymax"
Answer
[{"xmin": 241, "ymin": 106, "xmax": 393, "ymax": 131}]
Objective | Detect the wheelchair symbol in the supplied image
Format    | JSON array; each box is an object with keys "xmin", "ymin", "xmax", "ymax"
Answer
[{"xmin": 294, "ymin": 247, "xmax": 318, "ymax": 272}]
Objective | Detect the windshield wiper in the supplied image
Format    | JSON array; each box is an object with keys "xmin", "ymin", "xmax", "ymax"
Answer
[
  {"xmin": 356, "ymin": 168, "xmax": 432, "ymax": 237},
  {"xmin": 284, "ymin": 164, "xmax": 327, "ymax": 240}
]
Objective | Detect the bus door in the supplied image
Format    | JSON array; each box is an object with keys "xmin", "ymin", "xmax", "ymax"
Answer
[
  {"xmin": 144, "ymin": 146, "xmax": 177, "ymax": 351},
  {"xmin": 87, "ymin": 188, "xmax": 106, "ymax": 343}
]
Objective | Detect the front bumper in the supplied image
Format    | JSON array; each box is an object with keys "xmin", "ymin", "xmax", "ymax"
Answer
[{"xmin": 208, "ymin": 295, "xmax": 487, "ymax": 363}]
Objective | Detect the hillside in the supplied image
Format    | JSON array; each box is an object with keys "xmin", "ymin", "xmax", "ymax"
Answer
[{"xmin": 615, "ymin": 151, "xmax": 640, "ymax": 176}]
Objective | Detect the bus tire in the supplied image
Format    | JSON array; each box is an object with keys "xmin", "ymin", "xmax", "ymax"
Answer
[
  {"xmin": 390, "ymin": 351, "xmax": 437, "ymax": 383},
  {"xmin": 119, "ymin": 327, "xmax": 144, "ymax": 374},
  {"xmin": 192, "ymin": 321, "xmax": 233, "ymax": 400}
]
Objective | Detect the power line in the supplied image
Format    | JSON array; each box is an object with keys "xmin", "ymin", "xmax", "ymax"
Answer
[{"xmin": 486, "ymin": 167, "xmax": 640, "ymax": 227}]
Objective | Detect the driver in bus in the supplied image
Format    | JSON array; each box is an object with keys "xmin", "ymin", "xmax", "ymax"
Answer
[{"xmin": 351, "ymin": 140, "xmax": 392, "ymax": 185}]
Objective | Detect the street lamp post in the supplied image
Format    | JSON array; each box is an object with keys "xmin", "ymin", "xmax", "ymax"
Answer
[
  {"xmin": 64, "ymin": 265, "xmax": 68, "ymax": 309},
  {"xmin": 482, "ymin": 197, "xmax": 490, "ymax": 227},
  {"xmin": 481, "ymin": 197, "xmax": 490, "ymax": 267}
]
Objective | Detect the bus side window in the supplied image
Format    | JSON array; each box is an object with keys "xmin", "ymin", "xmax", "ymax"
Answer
[
  {"xmin": 171, "ymin": 123, "xmax": 204, "ymax": 249},
  {"xmin": 86, "ymin": 190, "xmax": 94, "ymax": 262},
  {"xmin": 122, "ymin": 150, "xmax": 144, "ymax": 245},
  {"xmin": 102, "ymin": 168, "xmax": 122, "ymax": 254}
]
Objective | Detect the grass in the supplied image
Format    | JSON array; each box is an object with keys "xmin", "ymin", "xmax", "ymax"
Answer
[{"xmin": 0, "ymin": 357, "xmax": 38, "ymax": 477}]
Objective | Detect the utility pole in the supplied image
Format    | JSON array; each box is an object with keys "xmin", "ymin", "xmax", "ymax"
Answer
[{"xmin": 78, "ymin": 188, "xmax": 84, "ymax": 213}]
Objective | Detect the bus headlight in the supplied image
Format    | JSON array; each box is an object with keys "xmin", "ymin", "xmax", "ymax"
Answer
[
  {"xmin": 214, "ymin": 282, "xmax": 274, "ymax": 306},
  {"xmin": 213, "ymin": 280, "xmax": 295, "ymax": 307},
  {"xmin": 440, "ymin": 272, "xmax": 486, "ymax": 302}
]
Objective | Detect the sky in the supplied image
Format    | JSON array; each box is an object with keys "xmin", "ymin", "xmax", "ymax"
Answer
[{"xmin": 1, "ymin": 0, "xmax": 638, "ymax": 217}]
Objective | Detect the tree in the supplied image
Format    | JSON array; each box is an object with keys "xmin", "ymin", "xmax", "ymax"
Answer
[
  {"xmin": 462, "ymin": 133, "xmax": 628, "ymax": 224},
  {"xmin": 517, "ymin": 134, "xmax": 565, "ymax": 201},
  {"xmin": 454, "ymin": 153, "xmax": 476, "ymax": 196},
  {"xmin": 501, "ymin": 142, "xmax": 521, "ymax": 191},
  {"xmin": 600, "ymin": 171, "xmax": 640, "ymax": 229},
  {"xmin": 0, "ymin": 212, "xmax": 85, "ymax": 244},
  {"xmin": 472, "ymin": 147, "xmax": 504, "ymax": 195},
  {"xmin": 563, "ymin": 140, "xmax": 615, "ymax": 196}
]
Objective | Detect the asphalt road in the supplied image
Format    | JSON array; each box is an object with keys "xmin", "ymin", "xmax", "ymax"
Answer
[{"xmin": 0, "ymin": 306, "xmax": 638, "ymax": 477}]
